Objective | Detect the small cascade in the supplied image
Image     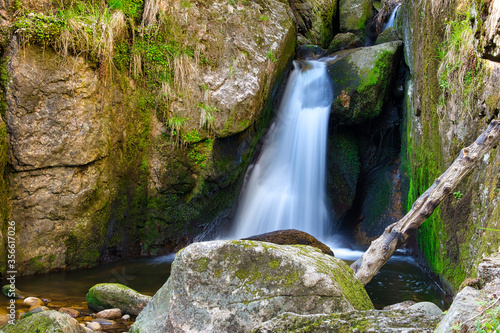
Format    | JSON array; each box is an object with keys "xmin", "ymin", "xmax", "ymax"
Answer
[
  {"xmin": 230, "ymin": 60, "xmax": 333, "ymax": 239},
  {"xmin": 382, "ymin": 4, "xmax": 401, "ymax": 31}
]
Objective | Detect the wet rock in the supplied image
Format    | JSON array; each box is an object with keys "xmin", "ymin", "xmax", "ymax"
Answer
[
  {"xmin": 476, "ymin": 0, "xmax": 500, "ymax": 62},
  {"xmin": 23, "ymin": 297, "xmax": 44, "ymax": 308},
  {"xmin": 29, "ymin": 306, "xmax": 49, "ymax": 314},
  {"xmin": 290, "ymin": 0, "xmax": 338, "ymax": 47},
  {"xmin": 251, "ymin": 309, "xmax": 442, "ymax": 332},
  {"xmin": 130, "ymin": 240, "xmax": 372, "ymax": 332},
  {"xmin": 243, "ymin": 229, "xmax": 334, "ymax": 256},
  {"xmin": 86, "ymin": 283, "xmax": 151, "ymax": 316},
  {"xmin": 375, "ymin": 27, "xmax": 401, "ymax": 45},
  {"xmin": 121, "ymin": 314, "xmax": 130, "ymax": 321},
  {"xmin": 339, "ymin": 0, "xmax": 373, "ymax": 38},
  {"xmin": 296, "ymin": 45, "xmax": 327, "ymax": 60},
  {"xmin": 327, "ymin": 33, "xmax": 363, "ymax": 53},
  {"xmin": 382, "ymin": 300, "xmax": 416, "ymax": 310},
  {"xmin": 91, "ymin": 318, "xmax": 116, "ymax": 326},
  {"xmin": 86, "ymin": 321, "xmax": 101, "ymax": 331},
  {"xmin": 94, "ymin": 308, "xmax": 122, "ymax": 320},
  {"xmin": 58, "ymin": 307, "xmax": 81, "ymax": 318},
  {"xmin": 408, "ymin": 302, "xmax": 443, "ymax": 316},
  {"xmin": 326, "ymin": 129, "xmax": 360, "ymax": 218},
  {"xmin": 1, "ymin": 285, "xmax": 24, "ymax": 299},
  {"xmin": 0, "ymin": 310, "xmax": 85, "ymax": 333},
  {"xmin": 327, "ymin": 41, "xmax": 403, "ymax": 125}
]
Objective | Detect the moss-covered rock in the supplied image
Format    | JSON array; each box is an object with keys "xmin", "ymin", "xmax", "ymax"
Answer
[
  {"xmin": 0, "ymin": 310, "xmax": 85, "ymax": 333},
  {"xmin": 339, "ymin": 0, "xmax": 373, "ymax": 39},
  {"xmin": 290, "ymin": 0, "xmax": 338, "ymax": 48},
  {"xmin": 327, "ymin": 41, "xmax": 403, "ymax": 125},
  {"xmin": 375, "ymin": 27, "xmax": 401, "ymax": 45},
  {"xmin": 86, "ymin": 283, "xmax": 151, "ymax": 316},
  {"xmin": 251, "ymin": 309, "xmax": 442, "ymax": 332},
  {"xmin": 326, "ymin": 129, "xmax": 360, "ymax": 218},
  {"xmin": 327, "ymin": 32, "xmax": 363, "ymax": 53},
  {"xmin": 130, "ymin": 240, "xmax": 373, "ymax": 332}
]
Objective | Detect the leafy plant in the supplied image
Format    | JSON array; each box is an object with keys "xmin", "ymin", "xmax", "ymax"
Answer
[
  {"xmin": 266, "ymin": 49, "xmax": 277, "ymax": 62},
  {"xmin": 166, "ymin": 114, "xmax": 187, "ymax": 143},
  {"xmin": 453, "ymin": 191, "xmax": 463, "ymax": 199}
]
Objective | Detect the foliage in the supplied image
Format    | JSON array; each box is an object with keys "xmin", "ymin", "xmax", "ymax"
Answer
[{"xmin": 453, "ymin": 191, "xmax": 463, "ymax": 200}]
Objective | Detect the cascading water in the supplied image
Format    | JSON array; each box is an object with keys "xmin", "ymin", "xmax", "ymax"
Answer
[
  {"xmin": 382, "ymin": 4, "xmax": 401, "ymax": 31},
  {"xmin": 230, "ymin": 60, "xmax": 333, "ymax": 239}
]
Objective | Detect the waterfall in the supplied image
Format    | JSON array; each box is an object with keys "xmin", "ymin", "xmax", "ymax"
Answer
[
  {"xmin": 231, "ymin": 60, "xmax": 333, "ymax": 239},
  {"xmin": 382, "ymin": 4, "xmax": 401, "ymax": 31}
]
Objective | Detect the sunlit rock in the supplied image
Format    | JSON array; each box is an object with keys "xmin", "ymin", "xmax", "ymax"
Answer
[{"xmin": 130, "ymin": 240, "xmax": 373, "ymax": 332}]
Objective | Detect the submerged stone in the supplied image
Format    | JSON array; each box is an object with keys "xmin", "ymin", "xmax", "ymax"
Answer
[
  {"xmin": 243, "ymin": 229, "xmax": 334, "ymax": 256},
  {"xmin": 327, "ymin": 41, "xmax": 403, "ymax": 125},
  {"xmin": 0, "ymin": 310, "xmax": 85, "ymax": 333},
  {"xmin": 130, "ymin": 240, "xmax": 373, "ymax": 332},
  {"xmin": 86, "ymin": 283, "xmax": 151, "ymax": 316}
]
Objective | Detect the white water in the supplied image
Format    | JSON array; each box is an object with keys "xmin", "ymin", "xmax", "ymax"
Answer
[
  {"xmin": 382, "ymin": 4, "xmax": 401, "ymax": 31},
  {"xmin": 231, "ymin": 60, "xmax": 333, "ymax": 239}
]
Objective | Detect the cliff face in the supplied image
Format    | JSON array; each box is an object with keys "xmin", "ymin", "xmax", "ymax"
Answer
[
  {"xmin": 401, "ymin": 0, "xmax": 500, "ymax": 291},
  {"xmin": 0, "ymin": 0, "xmax": 341, "ymax": 274}
]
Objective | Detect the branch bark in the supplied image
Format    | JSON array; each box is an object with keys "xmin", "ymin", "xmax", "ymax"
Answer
[{"xmin": 351, "ymin": 120, "xmax": 500, "ymax": 285}]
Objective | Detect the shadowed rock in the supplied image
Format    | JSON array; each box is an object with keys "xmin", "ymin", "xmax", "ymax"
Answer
[{"xmin": 242, "ymin": 229, "xmax": 334, "ymax": 256}]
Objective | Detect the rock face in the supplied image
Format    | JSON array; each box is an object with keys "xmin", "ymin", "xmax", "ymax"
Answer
[
  {"xmin": 130, "ymin": 240, "xmax": 373, "ymax": 332},
  {"xmin": 375, "ymin": 27, "xmax": 401, "ymax": 44},
  {"xmin": 327, "ymin": 41, "xmax": 403, "ymax": 125},
  {"xmin": 0, "ymin": 0, "xmax": 297, "ymax": 273},
  {"xmin": 0, "ymin": 310, "xmax": 85, "ymax": 333},
  {"xmin": 289, "ymin": 0, "xmax": 337, "ymax": 47},
  {"xmin": 251, "ymin": 309, "xmax": 442, "ymax": 332},
  {"xmin": 86, "ymin": 283, "xmax": 151, "ymax": 316},
  {"xmin": 339, "ymin": 0, "xmax": 373, "ymax": 38},
  {"xmin": 243, "ymin": 229, "xmax": 334, "ymax": 256},
  {"xmin": 400, "ymin": 0, "xmax": 500, "ymax": 290}
]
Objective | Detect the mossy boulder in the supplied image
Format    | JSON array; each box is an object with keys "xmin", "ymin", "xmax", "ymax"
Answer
[
  {"xmin": 86, "ymin": 283, "xmax": 151, "ymax": 316},
  {"xmin": 130, "ymin": 240, "xmax": 373, "ymax": 332},
  {"xmin": 327, "ymin": 41, "xmax": 403, "ymax": 125},
  {"xmin": 327, "ymin": 129, "xmax": 360, "ymax": 218},
  {"xmin": 375, "ymin": 27, "xmax": 401, "ymax": 45},
  {"xmin": 296, "ymin": 45, "xmax": 327, "ymax": 60},
  {"xmin": 0, "ymin": 310, "xmax": 85, "ymax": 333},
  {"xmin": 251, "ymin": 309, "xmax": 442, "ymax": 332},
  {"xmin": 339, "ymin": 0, "xmax": 373, "ymax": 38},
  {"xmin": 327, "ymin": 32, "xmax": 363, "ymax": 53},
  {"xmin": 290, "ymin": 0, "xmax": 338, "ymax": 48}
]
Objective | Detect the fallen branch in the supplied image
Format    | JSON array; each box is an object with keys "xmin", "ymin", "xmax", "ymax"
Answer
[{"xmin": 351, "ymin": 120, "xmax": 500, "ymax": 285}]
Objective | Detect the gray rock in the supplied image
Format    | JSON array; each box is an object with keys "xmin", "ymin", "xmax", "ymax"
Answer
[
  {"xmin": 29, "ymin": 306, "xmax": 49, "ymax": 314},
  {"xmin": 86, "ymin": 321, "xmax": 101, "ymax": 331},
  {"xmin": 251, "ymin": 309, "xmax": 442, "ymax": 332},
  {"xmin": 408, "ymin": 301, "xmax": 443, "ymax": 316},
  {"xmin": 86, "ymin": 283, "xmax": 151, "ymax": 316},
  {"xmin": 327, "ymin": 41, "xmax": 403, "ymax": 125},
  {"xmin": 130, "ymin": 240, "xmax": 373, "ymax": 333},
  {"xmin": 94, "ymin": 308, "xmax": 122, "ymax": 320},
  {"xmin": 382, "ymin": 300, "xmax": 416, "ymax": 311},
  {"xmin": 435, "ymin": 287, "xmax": 481, "ymax": 332},
  {"xmin": 0, "ymin": 310, "xmax": 85, "ymax": 333}
]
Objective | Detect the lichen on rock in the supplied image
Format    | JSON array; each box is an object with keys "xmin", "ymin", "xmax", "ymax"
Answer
[{"xmin": 130, "ymin": 240, "xmax": 373, "ymax": 332}]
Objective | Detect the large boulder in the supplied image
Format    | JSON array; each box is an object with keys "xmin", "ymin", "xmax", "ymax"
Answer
[
  {"xmin": 327, "ymin": 41, "xmax": 403, "ymax": 125},
  {"xmin": 327, "ymin": 32, "xmax": 363, "ymax": 53},
  {"xmin": 130, "ymin": 240, "xmax": 373, "ymax": 332},
  {"xmin": 0, "ymin": 310, "xmax": 85, "ymax": 333},
  {"xmin": 289, "ymin": 0, "xmax": 337, "ymax": 47},
  {"xmin": 243, "ymin": 229, "xmax": 334, "ymax": 256},
  {"xmin": 375, "ymin": 27, "xmax": 401, "ymax": 45},
  {"xmin": 251, "ymin": 309, "xmax": 442, "ymax": 332},
  {"xmin": 339, "ymin": 0, "xmax": 373, "ymax": 38},
  {"xmin": 86, "ymin": 283, "xmax": 151, "ymax": 316}
]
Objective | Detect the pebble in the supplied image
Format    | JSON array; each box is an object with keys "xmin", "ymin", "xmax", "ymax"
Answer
[
  {"xmin": 29, "ymin": 306, "xmax": 49, "ymax": 313},
  {"xmin": 59, "ymin": 307, "xmax": 81, "ymax": 318},
  {"xmin": 23, "ymin": 297, "xmax": 44, "ymax": 308},
  {"xmin": 86, "ymin": 321, "xmax": 101, "ymax": 331},
  {"xmin": 83, "ymin": 316, "xmax": 94, "ymax": 321},
  {"xmin": 122, "ymin": 314, "xmax": 130, "ymax": 320},
  {"xmin": 95, "ymin": 308, "xmax": 122, "ymax": 319}
]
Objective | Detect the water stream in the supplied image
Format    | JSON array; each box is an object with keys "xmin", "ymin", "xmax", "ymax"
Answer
[
  {"xmin": 231, "ymin": 60, "xmax": 333, "ymax": 238},
  {"xmin": 382, "ymin": 4, "xmax": 401, "ymax": 31}
]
